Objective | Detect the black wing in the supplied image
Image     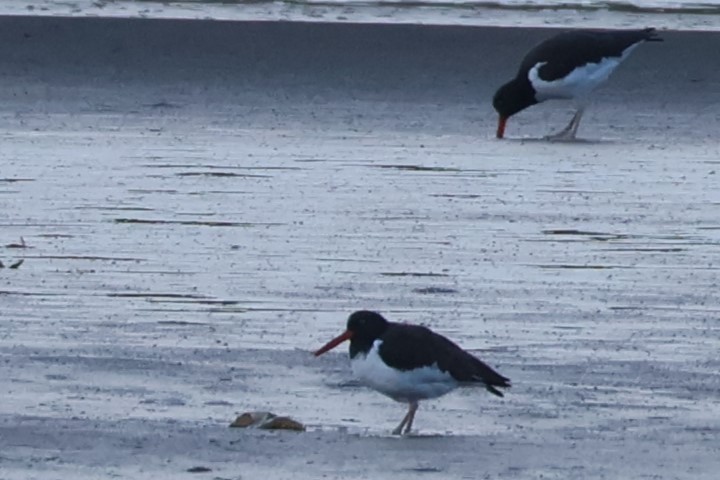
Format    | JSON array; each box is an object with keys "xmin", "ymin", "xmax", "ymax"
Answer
[
  {"xmin": 378, "ymin": 324, "xmax": 511, "ymax": 397},
  {"xmin": 519, "ymin": 28, "xmax": 661, "ymax": 82}
]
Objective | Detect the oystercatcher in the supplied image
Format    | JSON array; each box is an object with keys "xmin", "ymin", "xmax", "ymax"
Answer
[
  {"xmin": 493, "ymin": 28, "xmax": 662, "ymax": 140},
  {"xmin": 314, "ymin": 310, "xmax": 510, "ymax": 435}
]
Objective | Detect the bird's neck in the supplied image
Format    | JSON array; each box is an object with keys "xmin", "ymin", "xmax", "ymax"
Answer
[
  {"xmin": 513, "ymin": 75, "xmax": 538, "ymax": 105},
  {"xmin": 349, "ymin": 337, "xmax": 376, "ymax": 359}
]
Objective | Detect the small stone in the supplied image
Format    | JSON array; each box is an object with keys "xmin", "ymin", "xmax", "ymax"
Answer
[
  {"xmin": 230, "ymin": 411, "xmax": 305, "ymax": 431},
  {"xmin": 258, "ymin": 416, "xmax": 305, "ymax": 431},
  {"xmin": 230, "ymin": 411, "xmax": 276, "ymax": 428}
]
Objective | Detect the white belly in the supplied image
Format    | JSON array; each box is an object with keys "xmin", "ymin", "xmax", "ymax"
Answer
[{"xmin": 351, "ymin": 340, "xmax": 458, "ymax": 403}]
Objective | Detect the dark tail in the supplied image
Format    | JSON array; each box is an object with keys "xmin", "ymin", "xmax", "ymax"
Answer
[
  {"xmin": 470, "ymin": 358, "xmax": 511, "ymax": 398},
  {"xmin": 642, "ymin": 27, "xmax": 663, "ymax": 42}
]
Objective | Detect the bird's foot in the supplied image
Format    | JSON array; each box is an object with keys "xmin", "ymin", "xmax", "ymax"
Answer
[
  {"xmin": 544, "ymin": 129, "xmax": 579, "ymax": 142},
  {"xmin": 392, "ymin": 417, "xmax": 410, "ymax": 435},
  {"xmin": 391, "ymin": 426, "xmax": 413, "ymax": 436},
  {"xmin": 545, "ymin": 108, "xmax": 584, "ymax": 142}
]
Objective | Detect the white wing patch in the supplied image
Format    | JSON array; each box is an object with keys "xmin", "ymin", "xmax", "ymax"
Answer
[
  {"xmin": 351, "ymin": 340, "xmax": 458, "ymax": 403},
  {"xmin": 528, "ymin": 43, "xmax": 640, "ymax": 102}
]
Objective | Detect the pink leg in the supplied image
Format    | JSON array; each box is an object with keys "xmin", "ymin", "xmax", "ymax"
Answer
[{"xmin": 392, "ymin": 401, "xmax": 419, "ymax": 435}]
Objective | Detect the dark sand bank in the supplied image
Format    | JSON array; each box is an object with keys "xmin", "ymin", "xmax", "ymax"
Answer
[
  {"xmin": 1, "ymin": 15, "xmax": 719, "ymax": 480},
  {"xmin": 0, "ymin": 16, "xmax": 718, "ymax": 136}
]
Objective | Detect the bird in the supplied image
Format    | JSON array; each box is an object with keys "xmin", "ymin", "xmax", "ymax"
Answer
[
  {"xmin": 493, "ymin": 28, "xmax": 662, "ymax": 140},
  {"xmin": 313, "ymin": 310, "xmax": 510, "ymax": 435}
]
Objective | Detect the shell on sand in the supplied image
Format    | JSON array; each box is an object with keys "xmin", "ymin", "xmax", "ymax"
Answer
[{"xmin": 230, "ymin": 411, "xmax": 305, "ymax": 431}]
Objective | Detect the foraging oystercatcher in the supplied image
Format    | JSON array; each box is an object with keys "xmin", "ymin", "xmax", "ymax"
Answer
[
  {"xmin": 314, "ymin": 310, "xmax": 510, "ymax": 435},
  {"xmin": 493, "ymin": 28, "xmax": 662, "ymax": 140}
]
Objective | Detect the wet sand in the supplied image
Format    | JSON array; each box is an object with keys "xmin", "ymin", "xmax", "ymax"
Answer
[
  {"xmin": 1, "ymin": 16, "xmax": 719, "ymax": 479},
  {"xmin": 6, "ymin": 0, "xmax": 720, "ymax": 31}
]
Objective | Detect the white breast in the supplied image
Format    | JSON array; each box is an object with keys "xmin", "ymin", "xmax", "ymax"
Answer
[
  {"xmin": 351, "ymin": 340, "xmax": 458, "ymax": 403},
  {"xmin": 529, "ymin": 43, "xmax": 640, "ymax": 102}
]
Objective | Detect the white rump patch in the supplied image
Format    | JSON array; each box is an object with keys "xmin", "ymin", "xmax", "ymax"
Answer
[{"xmin": 351, "ymin": 340, "xmax": 458, "ymax": 403}]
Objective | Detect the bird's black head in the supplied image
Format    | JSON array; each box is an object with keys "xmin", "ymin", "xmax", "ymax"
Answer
[
  {"xmin": 347, "ymin": 310, "xmax": 389, "ymax": 341},
  {"xmin": 313, "ymin": 310, "xmax": 389, "ymax": 357},
  {"xmin": 346, "ymin": 310, "xmax": 389, "ymax": 358},
  {"xmin": 492, "ymin": 79, "xmax": 538, "ymax": 138}
]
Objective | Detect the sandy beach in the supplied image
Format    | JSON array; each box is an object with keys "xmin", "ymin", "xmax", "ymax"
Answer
[{"xmin": 1, "ymin": 15, "xmax": 719, "ymax": 479}]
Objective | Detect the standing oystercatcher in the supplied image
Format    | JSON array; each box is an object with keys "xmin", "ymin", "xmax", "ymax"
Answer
[
  {"xmin": 314, "ymin": 310, "xmax": 510, "ymax": 435},
  {"xmin": 493, "ymin": 28, "xmax": 662, "ymax": 140}
]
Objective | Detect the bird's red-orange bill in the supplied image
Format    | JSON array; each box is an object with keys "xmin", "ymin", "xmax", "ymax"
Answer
[
  {"xmin": 496, "ymin": 116, "xmax": 508, "ymax": 139},
  {"xmin": 314, "ymin": 330, "xmax": 354, "ymax": 356}
]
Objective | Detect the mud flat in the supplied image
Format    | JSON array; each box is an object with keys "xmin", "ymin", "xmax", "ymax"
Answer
[
  {"xmin": 4, "ymin": 0, "xmax": 720, "ymax": 30},
  {"xmin": 1, "ymin": 16, "xmax": 719, "ymax": 479}
]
